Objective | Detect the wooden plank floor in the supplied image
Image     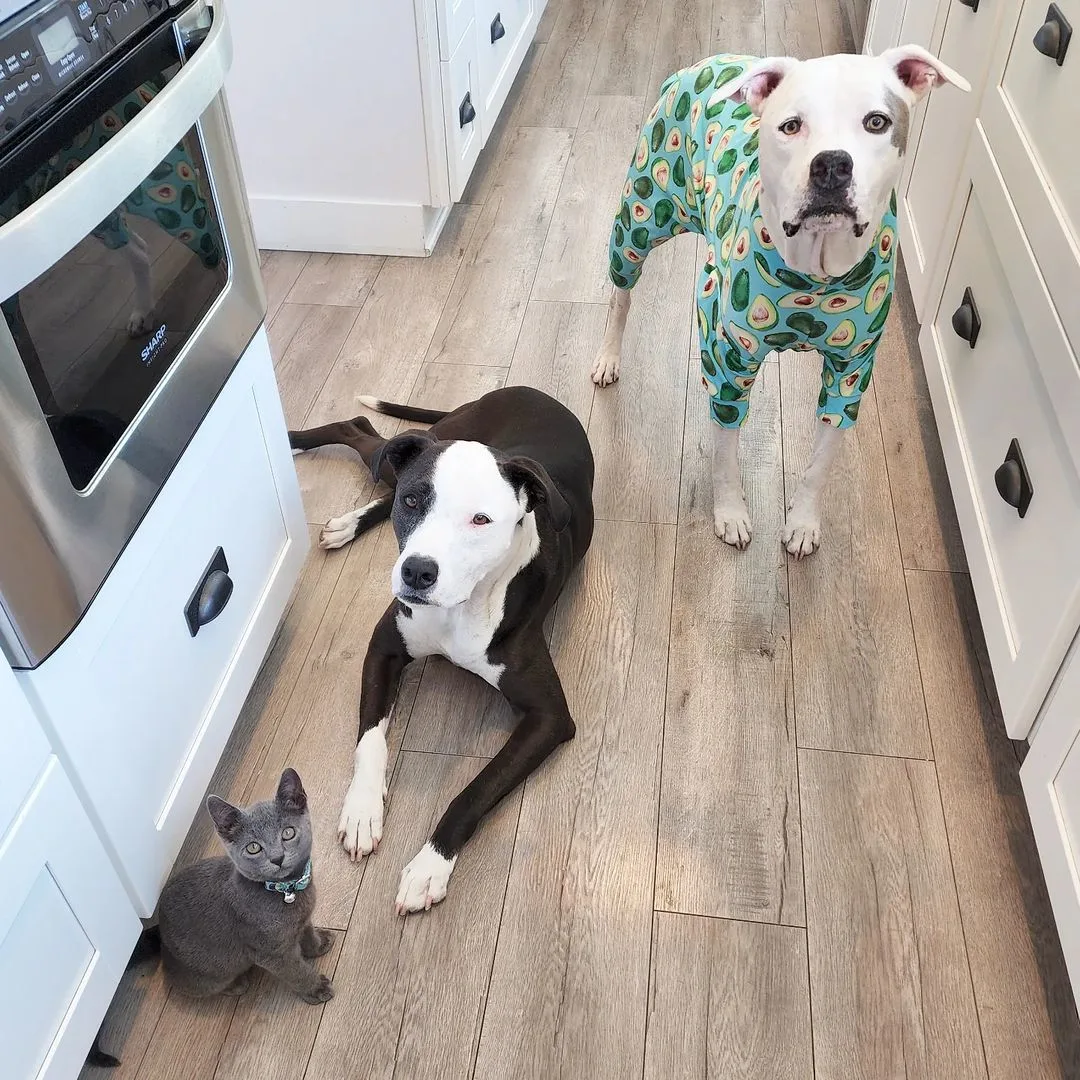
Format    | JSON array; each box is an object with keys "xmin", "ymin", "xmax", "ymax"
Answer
[{"xmin": 86, "ymin": 1, "xmax": 1080, "ymax": 1077}]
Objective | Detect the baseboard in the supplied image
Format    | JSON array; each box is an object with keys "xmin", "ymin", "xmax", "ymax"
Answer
[{"xmin": 247, "ymin": 195, "xmax": 442, "ymax": 257}]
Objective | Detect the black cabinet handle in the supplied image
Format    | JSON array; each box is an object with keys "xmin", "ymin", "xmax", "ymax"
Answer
[
  {"xmin": 951, "ymin": 286, "xmax": 981, "ymax": 348},
  {"xmin": 459, "ymin": 91, "xmax": 476, "ymax": 128},
  {"xmin": 1033, "ymin": 3, "xmax": 1071, "ymax": 65},
  {"xmin": 994, "ymin": 439, "xmax": 1034, "ymax": 518},
  {"xmin": 184, "ymin": 547, "xmax": 234, "ymax": 637},
  {"xmin": 957, "ymin": 0, "xmax": 980, "ymax": 12},
  {"xmin": 490, "ymin": 13, "xmax": 506, "ymax": 42}
]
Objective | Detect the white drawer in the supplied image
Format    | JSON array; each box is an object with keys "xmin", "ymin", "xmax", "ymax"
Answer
[
  {"xmin": 1022, "ymin": 632, "xmax": 1080, "ymax": 998},
  {"xmin": 0, "ymin": 758, "xmax": 140, "ymax": 1080},
  {"xmin": 980, "ymin": 0, "xmax": 1080, "ymax": 355},
  {"xmin": 899, "ymin": 0, "xmax": 1015, "ymax": 317},
  {"xmin": 920, "ymin": 127, "xmax": 1080, "ymax": 737},
  {"xmin": 474, "ymin": 0, "xmax": 534, "ymax": 124},
  {"xmin": 0, "ymin": 661, "xmax": 50, "ymax": 837},
  {"xmin": 20, "ymin": 331, "xmax": 307, "ymax": 913},
  {"xmin": 442, "ymin": 22, "xmax": 484, "ymax": 202},
  {"xmin": 436, "ymin": 0, "xmax": 474, "ymax": 60}
]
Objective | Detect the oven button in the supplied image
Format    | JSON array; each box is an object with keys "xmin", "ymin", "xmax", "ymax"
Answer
[
  {"xmin": 77, "ymin": 0, "xmax": 94, "ymax": 19},
  {"xmin": 5, "ymin": 55, "xmax": 20, "ymax": 74},
  {"xmin": 18, "ymin": 48, "xmax": 32, "ymax": 63},
  {"xmin": 3, "ymin": 88, "xmax": 16, "ymax": 106},
  {"xmin": 30, "ymin": 70, "xmax": 42, "ymax": 86},
  {"xmin": 15, "ymin": 78, "xmax": 29, "ymax": 95}
]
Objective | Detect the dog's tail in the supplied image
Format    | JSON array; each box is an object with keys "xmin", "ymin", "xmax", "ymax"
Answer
[{"xmin": 358, "ymin": 395, "xmax": 448, "ymax": 425}]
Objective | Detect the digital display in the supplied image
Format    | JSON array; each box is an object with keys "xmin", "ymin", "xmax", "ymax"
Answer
[{"xmin": 37, "ymin": 14, "xmax": 79, "ymax": 65}]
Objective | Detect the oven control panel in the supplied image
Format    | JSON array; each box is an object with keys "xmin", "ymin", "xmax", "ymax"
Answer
[{"xmin": 0, "ymin": 0, "xmax": 170, "ymax": 139}]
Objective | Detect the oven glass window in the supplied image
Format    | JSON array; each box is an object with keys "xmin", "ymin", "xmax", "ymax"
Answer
[{"xmin": 1, "ymin": 77, "xmax": 228, "ymax": 490}]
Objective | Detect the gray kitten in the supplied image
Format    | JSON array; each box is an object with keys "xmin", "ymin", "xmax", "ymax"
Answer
[{"xmin": 157, "ymin": 768, "xmax": 334, "ymax": 1003}]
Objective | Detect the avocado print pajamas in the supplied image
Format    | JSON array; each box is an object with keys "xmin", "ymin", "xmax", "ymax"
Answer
[{"xmin": 608, "ymin": 55, "xmax": 897, "ymax": 430}]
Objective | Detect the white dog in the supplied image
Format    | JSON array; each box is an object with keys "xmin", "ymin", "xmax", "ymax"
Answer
[{"xmin": 592, "ymin": 47, "xmax": 968, "ymax": 556}]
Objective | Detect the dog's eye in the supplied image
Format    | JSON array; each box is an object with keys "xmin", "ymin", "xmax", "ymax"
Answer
[
  {"xmin": 402, "ymin": 493, "xmax": 418, "ymax": 509},
  {"xmin": 282, "ymin": 827, "xmax": 296, "ymax": 841},
  {"xmin": 779, "ymin": 117, "xmax": 802, "ymax": 136},
  {"xmin": 245, "ymin": 842, "xmax": 262, "ymax": 855},
  {"xmin": 864, "ymin": 112, "xmax": 891, "ymax": 133},
  {"xmin": 471, "ymin": 513, "xmax": 492, "ymax": 526}
]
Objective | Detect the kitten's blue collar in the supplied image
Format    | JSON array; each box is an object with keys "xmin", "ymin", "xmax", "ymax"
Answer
[{"xmin": 265, "ymin": 858, "xmax": 311, "ymax": 903}]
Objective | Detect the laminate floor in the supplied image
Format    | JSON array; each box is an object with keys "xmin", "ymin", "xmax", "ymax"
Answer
[{"xmin": 86, "ymin": 1, "xmax": 1080, "ymax": 1076}]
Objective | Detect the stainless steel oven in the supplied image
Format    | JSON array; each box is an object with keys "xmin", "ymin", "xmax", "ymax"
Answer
[{"xmin": 0, "ymin": 0, "xmax": 263, "ymax": 667}]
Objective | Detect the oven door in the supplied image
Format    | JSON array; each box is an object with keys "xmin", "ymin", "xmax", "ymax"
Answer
[{"xmin": 0, "ymin": 0, "xmax": 263, "ymax": 667}]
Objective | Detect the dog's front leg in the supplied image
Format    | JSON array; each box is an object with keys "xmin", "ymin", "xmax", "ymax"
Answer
[
  {"xmin": 783, "ymin": 421, "xmax": 846, "ymax": 559},
  {"xmin": 119, "ymin": 227, "xmax": 155, "ymax": 336},
  {"xmin": 712, "ymin": 425, "xmax": 752, "ymax": 549},
  {"xmin": 395, "ymin": 642, "xmax": 575, "ymax": 913},
  {"xmin": 591, "ymin": 287, "xmax": 631, "ymax": 387},
  {"xmin": 339, "ymin": 607, "xmax": 411, "ymax": 860}
]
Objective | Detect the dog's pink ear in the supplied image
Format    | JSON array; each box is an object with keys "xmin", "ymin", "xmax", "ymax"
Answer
[
  {"xmin": 880, "ymin": 45, "xmax": 970, "ymax": 99},
  {"xmin": 711, "ymin": 56, "xmax": 798, "ymax": 115}
]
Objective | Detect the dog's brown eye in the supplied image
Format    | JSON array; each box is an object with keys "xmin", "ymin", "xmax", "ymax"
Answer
[
  {"xmin": 779, "ymin": 117, "xmax": 802, "ymax": 136},
  {"xmin": 282, "ymin": 827, "xmax": 296, "ymax": 841},
  {"xmin": 402, "ymin": 493, "xmax": 418, "ymax": 509},
  {"xmin": 246, "ymin": 842, "xmax": 262, "ymax": 855},
  {"xmin": 472, "ymin": 513, "xmax": 492, "ymax": 526},
  {"xmin": 864, "ymin": 112, "xmax": 891, "ymax": 133}
]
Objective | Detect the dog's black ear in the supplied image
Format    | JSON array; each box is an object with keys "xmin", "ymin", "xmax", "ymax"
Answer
[
  {"xmin": 370, "ymin": 431, "xmax": 435, "ymax": 484},
  {"xmin": 501, "ymin": 457, "xmax": 571, "ymax": 531}
]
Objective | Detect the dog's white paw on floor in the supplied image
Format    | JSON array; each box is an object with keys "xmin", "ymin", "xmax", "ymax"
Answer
[
  {"xmin": 783, "ymin": 508, "xmax": 822, "ymax": 559},
  {"xmin": 127, "ymin": 309, "xmax": 155, "ymax": 337},
  {"xmin": 395, "ymin": 843, "xmax": 456, "ymax": 914},
  {"xmin": 590, "ymin": 349, "xmax": 620, "ymax": 387},
  {"xmin": 713, "ymin": 499, "xmax": 753, "ymax": 549},
  {"xmin": 338, "ymin": 727, "xmax": 389, "ymax": 860}
]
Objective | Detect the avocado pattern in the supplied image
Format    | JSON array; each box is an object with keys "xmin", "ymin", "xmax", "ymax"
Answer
[
  {"xmin": 607, "ymin": 54, "xmax": 897, "ymax": 430},
  {"xmin": 0, "ymin": 81, "xmax": 223, "ymax": 271}
]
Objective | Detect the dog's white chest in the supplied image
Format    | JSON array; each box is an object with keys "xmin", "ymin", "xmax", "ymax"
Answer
[{"xmin": 396, "ymin": 603, "xmax": 505, "ymax": 687}]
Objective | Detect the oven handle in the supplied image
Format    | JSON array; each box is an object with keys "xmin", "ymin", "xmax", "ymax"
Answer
[{"xmin": 0, "ymin": 0, "xmax": 232, "ymax": 302}]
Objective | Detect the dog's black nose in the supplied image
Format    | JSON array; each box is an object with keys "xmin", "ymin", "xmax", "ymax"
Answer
[
  {"xmin": 401, "ymin": 555, "xmax": 439, "ymax": 591},
  {"xmin": 809, "ymin": 150, "xmax": 853, "ymax": 193}
]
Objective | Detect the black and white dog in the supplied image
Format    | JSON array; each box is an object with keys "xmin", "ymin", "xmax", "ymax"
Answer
[{"xmin": 289, "ymin": 387, "xmax": 594, "ymax": 913}]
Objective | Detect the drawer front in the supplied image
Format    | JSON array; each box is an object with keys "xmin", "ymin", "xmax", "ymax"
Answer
[
  {"xmin": 437, "ymin": 0, "xmax": 474, "ymax": 60},
  {"xmin": 900, "ymin": 0, "xmax": 1009, "ymax": 316},
  {"xmin": 474, "ymin": 0, "xmax": 534, "ymax": 119},
  {"xmin": 981, "ymin": 0, "xmax": 1080, "ymax": 354},
  {"xmin": 442, "ymin": 23, "xmax": 484, "ymax": 202},
  {"xmin": 920, "ymin": 128, "xmax": 1080, "ymax": 735},
  {"xmin": 0, "ymin": 759, "xmax": 140, "ymax": 1080},
  {"xmin": 20, "ymin": 332, "xmax": 306, "ymax": 912}
]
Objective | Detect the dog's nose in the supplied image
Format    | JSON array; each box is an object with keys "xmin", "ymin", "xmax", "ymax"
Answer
[
  {"xmin": 808, "ymin": 150, "xmax": 853, "ymax": 193},
  {"xmin": 401, "ymin": 555, "xmax": 439, "ymax": 591}
]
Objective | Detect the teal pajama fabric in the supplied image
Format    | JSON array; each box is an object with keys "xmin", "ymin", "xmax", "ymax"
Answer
[{"xmin": 608, "ymin": 54, "xmax": 898, "ymax": 429}]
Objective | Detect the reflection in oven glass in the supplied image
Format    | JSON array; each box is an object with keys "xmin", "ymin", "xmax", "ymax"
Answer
[{"xmin": 1, "ymin": 79, "xmax": 229, "ymax": 490}]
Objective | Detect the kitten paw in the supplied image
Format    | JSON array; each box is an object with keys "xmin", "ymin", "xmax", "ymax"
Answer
[
  {"xmin": 395, "ymin": 842, "xmax": 457, "ymax": 914},
  {"xmin": 222, "ymin": 972, "xmax": 252, "ymax": 996},
  {"xmin": 303, "ymin": 928, "xmax": 334, "ymax": 958},
  {"xmin": 300, "ymin": 974, "xmax": 334, "ymax": 1005}
]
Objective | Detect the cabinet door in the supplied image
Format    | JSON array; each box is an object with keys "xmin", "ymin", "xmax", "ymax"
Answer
[
  {"xmin": 0, "ymin": 758, "xmax": 141, "ymax": 1080},
  {"xmin": 1023, "ymin": 636, "xmax": 1080, "ymax": 997},
  {"xmin": 0, "ymin": 659, "xmax": 50, "ymax": 835}
]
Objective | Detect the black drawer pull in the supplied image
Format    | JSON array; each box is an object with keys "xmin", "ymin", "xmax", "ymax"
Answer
[
  {"xmin": 459, "ymin": 91, "xmax": 476, "ymax": 128},
  {"xmin": 185, "ymin": 547, "xmax": 234, "ymax": 637},
  {"xmin": 951, "ymin": 286, "xmax": 981, "ymax": 348},
  {"xmin": 1033, "ymin": 3, "xmax": 1071, "ymax": 65},
  {"xmin": 490, "ymin": 13, "xmax": 506, "ymax": 42},
  {"xmin": 995, "ymin": 439, "xmax": 1034, "ymax": 518},
  {"xmin": 957, "ymin": 0, "xmax": 980, "ymax": 12}
]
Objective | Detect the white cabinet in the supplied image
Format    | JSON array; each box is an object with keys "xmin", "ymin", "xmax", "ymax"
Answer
[
  {"xmin": 225, "ymin": 0, "xmax": 542, "ymax": 256},
  {"xmin": 1, "ymin": 664, "xmax": 141, "ymax": 1080},
  {"xmin": 17, "ymin": 328, "xmax": 308, "ymax": 916},
  {"xmin": 1024, "ymin": 634, "xmax": 1080, "ymax": 996}
]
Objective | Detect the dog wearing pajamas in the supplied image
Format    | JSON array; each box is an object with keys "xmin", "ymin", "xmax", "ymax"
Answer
[{"xmin": 591, "ymin": 48, "xmax": 969, "ymax": 556}]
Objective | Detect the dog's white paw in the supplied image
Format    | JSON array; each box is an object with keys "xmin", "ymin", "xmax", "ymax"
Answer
[
  {"xmin": 590, "ymin": 349, "xmax": 620, "ymax": 387},
  {"xmin": 713, "ymin": 499, "xmax": 753, "ymax": 550},
  {"xmin": 783, "ymin": 508, "xmax": 822, "ymax": 559},
  {"xmin": 127, "ymin": 309, "xmax": 154, "ymax": 337},
  {"xmin": 338, "ymin": 727, "xmax": 388, "ymax": 860},
  {"xmin": 395, "ymin": 843, "xmax": 456, "ymax": 914},
  {"xmin": 321, "ymin": 510, "xmax": 363, "ymax": 550}
]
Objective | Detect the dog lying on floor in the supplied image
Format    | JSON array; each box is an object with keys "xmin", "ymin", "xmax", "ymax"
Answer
[
  {"xmin": 289, "ymin": 386, "xmax": 593, "ymax": 912},
  {"xmin": 591, "ymin": 46, "xmax": 968, "ymax": 557}
]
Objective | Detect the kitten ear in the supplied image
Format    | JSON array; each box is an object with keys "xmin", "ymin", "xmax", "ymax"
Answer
[
  {"xmin": 206, "ymin": 795, "xmax": 244, "ymax": 841},
  {"xmin": 276, "ymin": 768, "xmax": 307, "ymax": 813}
]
